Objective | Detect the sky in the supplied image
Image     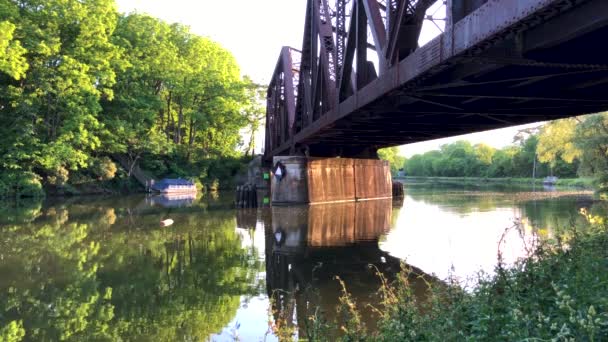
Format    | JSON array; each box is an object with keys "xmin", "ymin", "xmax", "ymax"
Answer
[{"xmin": 115, "ymin": 0, "xmax": 542, "ymax": 157}]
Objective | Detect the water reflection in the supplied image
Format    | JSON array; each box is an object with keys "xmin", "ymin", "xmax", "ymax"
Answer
[
  {"xmin": 0, "ymin": 195, "xmax": 262, "ymax": 342},
  {"xmin": 265, "ymin": 200, "xmax": 432, "ymax": 337},
  {"xmin": 382, "ymin": 184, "xmax": 592, "ymax": 285},
  {"xmin": 0, "ymin": 185, "xmax": 596, "ymax": 341},
  {"xmin": 145, "ymin": 193, "xmax": 198, "ymax": 208}
]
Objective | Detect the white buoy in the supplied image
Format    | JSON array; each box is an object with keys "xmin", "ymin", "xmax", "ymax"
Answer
[{"xmin": 160, "ymin": 219, "xmax": 174, "ymax": 227}]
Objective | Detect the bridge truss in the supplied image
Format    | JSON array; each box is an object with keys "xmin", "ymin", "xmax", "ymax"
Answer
[{"xmin": 265, "ymin": 0, "xmax": 608, "ymax": 159}]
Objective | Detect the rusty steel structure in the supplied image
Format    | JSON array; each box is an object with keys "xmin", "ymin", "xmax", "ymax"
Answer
[{"xmin": 265, "ymin": 0, "xmax": 608, "ymax": 159}]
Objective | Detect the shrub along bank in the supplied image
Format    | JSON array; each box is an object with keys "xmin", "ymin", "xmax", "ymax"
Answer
[{"xmin": 398, "ymin": 176, "xmax": 594, "ymax": 189}]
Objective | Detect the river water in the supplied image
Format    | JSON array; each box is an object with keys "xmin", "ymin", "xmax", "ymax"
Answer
[{"xmin": 0, "ymin": 183, "xmax": 593, "ymax": 341}]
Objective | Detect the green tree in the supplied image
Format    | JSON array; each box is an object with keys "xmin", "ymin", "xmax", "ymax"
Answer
[
  {"xmin": 101, "ymin": 13, "xmax": 175, "ymax": 173},
  {"xmin": 537, "ymin": 118, "xmax": 581, "ymax": 165},
  {"xmin": 439, "ymin": 141, "xmax": 477, "ymax": 176},
  {"xmin": 403, "ymin": 154, "xmax": 425, "ymax": 176},
  {"xmin": 537, "ymin": 113, "xmax": 608, "ymax": 192},
  {"xmin": 0, "ymin": 0, "xmax": 121, "ymax": 194},
  {"xmin": 487, "ymin": 147, "xmax": 518, "ymax": 177},
  {"xmin": 0, "ymin": 6, "xmax": 256, "ymax": 197},
  {"xmin": 242, "ymin": 77, "xmax": 266, "ymax": 157},
  {"xmin": 474, "ymin": 143, "xmax": 495, "ymax": 166},
  {"xmin": 572, "ymin": 114, "xmax": 608, "ymax": 195},
  {"xmin": 0, "ymin": 20, "xmax": 27, "ymax": 80},
  {"xmin": 106, "ymin": 14, "xmax": 249, "ymax": 173},
  {"xmin": 378, "ymin": 147, "xmax": 406, "ymax": 175}
]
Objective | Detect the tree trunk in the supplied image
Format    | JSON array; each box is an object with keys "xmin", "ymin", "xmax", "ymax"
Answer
[
  {"xmin": 245, "ymin": 128, "xmax": 255, "ymax": 157},
  {"xmin": 176, "ymin": 96, "xmax": 183, "ymax": 144},
  {"xmin": 165, "ymin": 91, "xmax": 173, "ymax": 143},
  {"xmin": 159, "ymin": 108, "xmax": 164, "ymax": 134},
  {"xmin": 188, "ymin": 116, "xmax": 195, "ymax": 147},
  {"xmin": 127, "ymin": 152, "xmax": 141, "ymax": 178},
  {"xmin": 186, "ymin": 116, "xmax": 195, "ymax": 161}
]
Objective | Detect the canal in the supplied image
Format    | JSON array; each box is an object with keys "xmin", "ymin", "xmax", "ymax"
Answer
[{"xmin": 0, "ymin": 183, "xmax": 594, "ymax": 341}]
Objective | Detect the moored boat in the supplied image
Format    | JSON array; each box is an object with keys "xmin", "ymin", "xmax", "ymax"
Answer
[
  {"xmin": 543, "ymin": 176, "xmax": 558, "ymax": 185},
  {"xmin": 150, "ymin": 178, "xmax": 197, "ymax": 194}
]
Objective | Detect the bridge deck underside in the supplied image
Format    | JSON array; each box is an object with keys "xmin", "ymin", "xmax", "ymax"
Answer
[
  {"xmin": 271, "ymin": 0, "xmax": 608, "ymax": 157},
  {"xmin": 310, "ymin": 25, "xmax": 608, "ymax": 148}
]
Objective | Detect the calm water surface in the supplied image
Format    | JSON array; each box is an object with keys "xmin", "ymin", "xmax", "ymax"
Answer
[{"xmin": 0, "ymin": 184, "xmax": 593, "ymax": 341}]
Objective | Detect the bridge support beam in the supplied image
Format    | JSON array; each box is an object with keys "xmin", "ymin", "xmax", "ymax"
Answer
[
  {"xmin": 271, "ymin": 156, "xmax": 392, "ymax": 205},
  {"xmin": 448, "ymin": 0, "xmax": 488, "ymax": 25}
]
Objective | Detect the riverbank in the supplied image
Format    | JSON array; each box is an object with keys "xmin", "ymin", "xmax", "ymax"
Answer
[
  {"xmin": 0, "ymin": 155, "xmax": 252, "ymax": 199},
  {"xmin": 396, "ymin": 176, "xmax": 594, "ymax": 190},
  {"xmin": 285, "ymin": 207, "xmax": 608, "ymax": 341}
]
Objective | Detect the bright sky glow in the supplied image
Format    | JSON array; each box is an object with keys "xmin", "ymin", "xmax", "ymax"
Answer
[
  {"xmin": 115, "ymin": 0, "xmax": 545, "ymax": 156},
  {"xmin": 381, "ymin": 195, "xmax": 537, "ymax": 286}
]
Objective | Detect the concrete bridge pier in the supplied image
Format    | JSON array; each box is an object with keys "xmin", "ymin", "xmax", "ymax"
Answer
[{"xmin": 270, "ymin": 156, "xmax": 392, "ymax": 205}]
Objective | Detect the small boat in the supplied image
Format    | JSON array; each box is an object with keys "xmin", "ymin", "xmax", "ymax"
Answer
[
  {"xmin": 543, "ymin": 176, "xmax": 558, "ymax": 185},
  {"xmin": 160, "ymin": 219, "xmax": 174, "ymax": 227},
  {"xmin": 149, "ymin": 178, "xmax": 197, "ymax": 194}
]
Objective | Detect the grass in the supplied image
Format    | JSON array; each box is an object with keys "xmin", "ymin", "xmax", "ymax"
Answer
[{"xmin": 273, "ymin": 207, "xmax": 608, "ymax": 341}]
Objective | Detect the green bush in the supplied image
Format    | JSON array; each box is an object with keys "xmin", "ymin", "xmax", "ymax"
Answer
[
  {"xmin": 139, "ymin": 157, "xmax": 168, "ymax": 178},
  {"xmin": 193, "ymin": 179, "xmax": 205, "ymax": 194},
  {"xmin": 200, "ymin": 157, "xmax": 248, "ymax": 189},
  {"xmin": 91, "ymin": 157, "xmax": 117, "ymax": 181},
  {"xmin": 0, "ymin": 171, "xmax": 45, "ymax": 198},
  {"xmin": 0, "ymin": 320, "xmax": 25, "ymax": 342},
  {"xmin": 206, "ymin": 178, "xmax": 220, "ymax": 192},
  {"xmin": 46, "ymin": 167, "xmax": 69, "ymax": 186},
  {"xmin": 0, "ymin": 178, "xmax": 9, "ymax": 198}
]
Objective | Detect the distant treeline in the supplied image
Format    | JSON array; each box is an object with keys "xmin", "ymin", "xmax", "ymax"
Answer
[
  {"xmin": 382, "ymin": 112, "xmax": 608, "ymax": 195},
  {"xmin": 402, "ymin": 137, "xmax": 577, "ymax": 179},
  {"xmin": 0, "ymin": 0, "xmax": 265, "ymax": 198}
]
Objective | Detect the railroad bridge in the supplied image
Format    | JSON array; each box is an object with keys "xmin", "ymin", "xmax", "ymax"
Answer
[{"xmin": 264, "ymin": 0, "xmax": 608, "ymax": 204}]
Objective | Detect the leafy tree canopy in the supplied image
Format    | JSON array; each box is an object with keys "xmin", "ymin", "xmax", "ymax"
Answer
[{"xmin": 0, "ymin": 2, "xmax": 260, "ymax": 198}]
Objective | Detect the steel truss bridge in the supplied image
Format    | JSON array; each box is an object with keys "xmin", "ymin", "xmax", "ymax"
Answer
[{"xmin": 264, "ymin": 0, "xmax": 608, "ymax": 159}]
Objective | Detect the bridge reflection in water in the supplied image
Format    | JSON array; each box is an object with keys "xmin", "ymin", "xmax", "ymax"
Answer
[{"xmin": 263, "ymin": 199, "xmax": 434, "ymax": 336}]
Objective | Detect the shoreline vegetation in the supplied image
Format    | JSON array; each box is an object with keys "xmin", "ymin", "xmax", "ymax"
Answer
[
  {"xmin": 380, "ymin": 114, "xmax": 608, "ymax": 198},
  {"xmin": 7, "ymin": 156, "xmax": 252, "ymax": 199},
  {"xmin": 397, "ymin": 176, "xmax": 594, "ymax": 190},
  {"xmin": 272, "ymin": 208, "xmax": 608, "ymax": 341}
]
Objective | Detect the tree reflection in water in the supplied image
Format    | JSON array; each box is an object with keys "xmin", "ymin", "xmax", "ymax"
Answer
[{"xmin": 0, "ymin": 195, "xmax": 262, "ymax": 341}]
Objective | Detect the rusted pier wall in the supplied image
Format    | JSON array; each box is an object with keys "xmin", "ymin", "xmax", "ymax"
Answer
[
  {"xmin": 270, "ymin": 199, "xmax": 392, "ymax": 253},
  {"xmin": 271, "ymin": 157, "xmax": 392, "ymax": 204}
]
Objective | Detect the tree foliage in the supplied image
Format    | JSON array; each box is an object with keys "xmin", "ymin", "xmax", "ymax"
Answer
[
  {"xmin": 404, "ymin": 135, "xmax": 578, "ymax": 179},
  {"xmin": 538, "ymin": 113, "xmax": 608, "ymax": 195},
  {"xmin": 537, "ymin": 118, "xmax": 581, "ymax": 164},
  {"xmin": 0, "ymin": 0, "xmax": 121, "ymax": 189},
  {"xmin": 378, "ymin": 147, "xmax": 406, "ymax": 175},
  {"xmin": 0, "ymin": 2, "xmax": 258, "ymax": 198}
]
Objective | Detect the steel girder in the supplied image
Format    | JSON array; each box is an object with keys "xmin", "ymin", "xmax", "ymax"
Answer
[
  {"xmin": 265, "ymin": 0, "xmax": 437, "ymax": 159},
  {"xmin": 265, "ymin": 47, "xmax": 300, "ymax": 157},
  {"xmin": 263, "ymin": 0, "xmax": 608, "ymax": 160}
]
